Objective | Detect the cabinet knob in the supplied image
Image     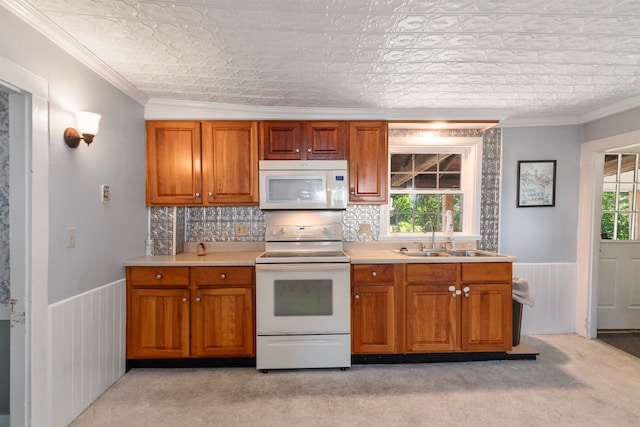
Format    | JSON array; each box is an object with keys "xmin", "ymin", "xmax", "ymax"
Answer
[
  {"xmin": 355, "ymin": 294, "xmax": 360, "ymax": 300},
  {"xmin": 156, "ymin": 274, "xmax": 162, "ymax": 280},
  {"xmin": 307, "ymin": 148, "xmax": 312, "ymax": 153},
  {"xmin": 195, "ymin": 192, "xmax": 200, "ymax": 198},
  {"xmin": 463, "ymin": 286, "xmax": 470, "ymax": 298},
  {"xmin": 448, "ymin": 285, "xmax": 455, "ymax": 291},
  {"xmin": 195, "ymin": 297, "xmax": 201, "ymax": 302},
  {"xmin": 220, "ymin": 273, "xmax": 226, "ymax": 279},
  {"xmin": 182, "ymin": 298, "xmax": 187, "ymax": 303},
  {"xmin": 208, "ymin": 192, "xmax": 213, "ymax": 197},
  {"xmin": 350, "ymin": 191, "xmax": 355, "ymax": 195},
  {"xmin": 372, "ymin": 271, "xmax": 377, "ymax": 277},
  {"xmin": 295, "ymin": 148, "xmax": 300, "ymax": 153}
]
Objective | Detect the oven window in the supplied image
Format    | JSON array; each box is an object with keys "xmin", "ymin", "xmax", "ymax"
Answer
[
  {"xmin": 274, "ymin": 279, "xmax": 333, "ymax": 316},
  {"xmin": 267, "ymin": 177, "xmax": 326, "ymax": 203}
]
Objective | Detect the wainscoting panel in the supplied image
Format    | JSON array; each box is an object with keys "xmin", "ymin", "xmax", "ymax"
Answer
[
  {"xmin": 49, "ymin": 280, "xmax": 126, "ymax": 427},
  {"xmin": 512, "ymin": 263, "xmax": 577, "ymax": 335}
]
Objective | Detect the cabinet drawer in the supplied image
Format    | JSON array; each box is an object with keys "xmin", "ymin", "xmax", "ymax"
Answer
[
  {"xmin": 405, "ymin": 264, "xmax": 458, "ymax": 284},
  {"xmin": 128, "ymin": 267, "xmax": 189, "ymax": 286},
  {"xmin": 353, "ymin": 264, "xmax": 395, "ymax": 283},
  {"xmin": 461, "ymin": 262, "xmax": 512, "ymax": 282},
  {"xmin": 193, "ymin": 266, "xmax": 254, "ymax": 285}
]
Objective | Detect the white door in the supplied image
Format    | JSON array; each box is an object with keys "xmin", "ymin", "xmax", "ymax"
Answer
[{"xmin": 598, "ymin": 241, "xmax": 640, "ymax": 329}]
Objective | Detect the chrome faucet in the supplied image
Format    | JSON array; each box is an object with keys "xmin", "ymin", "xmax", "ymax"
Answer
[{"xmin": 422, "ymin": 221, "xmax": 436, "ymax": 251}]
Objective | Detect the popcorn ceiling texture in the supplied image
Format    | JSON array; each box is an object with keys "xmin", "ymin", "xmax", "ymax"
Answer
[
  {"xmin": 149, "ymin": 128, "xmax": 501, "ymax": 254},
  {"xmin": 23, "ymin": 0, "xmax": 640, "ymax": 119}
]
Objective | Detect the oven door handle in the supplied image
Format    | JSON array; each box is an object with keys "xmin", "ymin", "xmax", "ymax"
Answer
[{"xmin": 255, "ymin": 263, "xmax": 350, "ymax": 272}]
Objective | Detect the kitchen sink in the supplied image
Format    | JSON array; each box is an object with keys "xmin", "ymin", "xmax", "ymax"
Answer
[{"xmin": 394, "ymin": 250, "xmax": 503, "ymax": 258}]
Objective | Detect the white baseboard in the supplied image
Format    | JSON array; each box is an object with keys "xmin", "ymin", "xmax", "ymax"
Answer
[{"xmin": 0, "ymin": 414, "xmax": 9, "ymax": 427}]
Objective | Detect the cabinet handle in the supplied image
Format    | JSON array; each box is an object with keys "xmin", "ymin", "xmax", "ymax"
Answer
[
  {"xmin": 195, "ymin": 192, "xmax": 200, "ymax": 198},
  {"xmin": 220, "ymin": 273, "xmax": 226, "ymax": 279},
  {"xmin": 372, "ymin": 271, "xmax": 377, "ymax": 277},
  {"xmin": 355, "ymin": 294, "xmax": 360, "ymax": 300},
  {"xmin": 195, "ymin": 297, "xmax": 201, "ymax": 302},
  {"xmin": 463, "ymin": 286, "xmax": 470, "ymax": 298},
  {"xmin": 182, "ymin": 298, "xmax": 187, "ymax": 303},
  {"xmin": 156, "ymin": 274, "xmax": 162, "ymax": 280}
]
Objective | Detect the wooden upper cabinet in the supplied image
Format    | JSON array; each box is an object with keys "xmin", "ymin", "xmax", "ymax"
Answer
[
  {"xmin": 202, "ymin": 121, "xmax": 259, "ymax": 205},
  {"xmin": 146, "ymin": 121, "xmax": 202, "ymax": 205},
  {"xmin": 304, "ymin": 121, "xmax": 347, "ymax": 159},
  {"xmin": 261, "ymin": 121, "xmax": 347, "ymax": 160},
  {"xmin": 261, "ymin": 121, "xmax": 303, "ymax": 159},
  {"xmin": 348, "ymin": 121, "xmax": 388, "ymax": 203}
]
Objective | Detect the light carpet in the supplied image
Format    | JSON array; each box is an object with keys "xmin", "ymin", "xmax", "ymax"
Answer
[{"xmin": 71, "ymin": 335, "xmax": 640, "ymax": 427}]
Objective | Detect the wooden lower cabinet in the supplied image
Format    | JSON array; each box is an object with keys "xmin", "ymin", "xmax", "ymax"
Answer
[
  {"xmin": 351, "ymin": 264, "xmax": 398, "ymax": 354},
  {"xmin": 460, "ymin": 263, "xmax": 512, "ymax": 351},
  {"xmin": 192, "ymin": 267, "xmax": 254, "ymax": 357},
  {"xmin": 406, "ymin": 284, "xmax": 458, "ymax": 352},
  {"xmin": 127, "ymin": 266, "xmax": 255, "ymax": 359},
  {"xmin": 129, "ymin": 287, "xmax": 190, "ymax": 358},
  {"xmin": 405, "ymin": 263, "xmax": 460, "ymax": 352}
]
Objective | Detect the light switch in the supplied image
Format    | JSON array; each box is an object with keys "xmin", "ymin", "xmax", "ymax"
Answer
[{"xmin": 66, "ymin": 227, "xmax": 76, "ymax": 248}]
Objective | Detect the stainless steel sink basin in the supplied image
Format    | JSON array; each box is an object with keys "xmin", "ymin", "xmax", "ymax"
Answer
[{"xmin": 395, "ymin": 250, "xmax": 503, "ymax": 258}]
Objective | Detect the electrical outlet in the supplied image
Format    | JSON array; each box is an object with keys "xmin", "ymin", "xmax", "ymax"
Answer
[
  {"xmin": 235, "ymin": 223, "xmax": 249, "ymax": 237},
  {"xmin": 101, "ymin": 185, "xmax": 110, "ymax": 203},
  {"xmin": 65, "ymin": 227, "xmax": 76, "ymax": 248}
]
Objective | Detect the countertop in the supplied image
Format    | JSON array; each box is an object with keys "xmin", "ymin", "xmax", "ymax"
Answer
[{"xmin": 124, "ymin": 249, "xmax": 515, "ymax": 267}]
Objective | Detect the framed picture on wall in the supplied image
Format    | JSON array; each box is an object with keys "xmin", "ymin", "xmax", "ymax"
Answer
[{"xmin": 517, "ymin": 160, "xmax": 556, "ymax": 207}]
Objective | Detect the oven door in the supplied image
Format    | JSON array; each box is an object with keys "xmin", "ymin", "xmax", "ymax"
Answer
[{"xmin": 255, "ymin": 263, "xmax": 350, "ymax": 335}]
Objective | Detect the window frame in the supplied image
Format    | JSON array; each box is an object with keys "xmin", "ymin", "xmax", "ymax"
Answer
[{"xmin": 380, "ymin": 136, "xmax": 483, "ymax": 240}]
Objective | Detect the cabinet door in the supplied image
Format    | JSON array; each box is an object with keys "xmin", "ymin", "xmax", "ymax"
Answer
[
  {"xmin": 192, "ymin": 287, "xmax": 254, "ymax": 357},
  {"xmin": 202, "ymin": 121, "xmax": 259, "ymax": 205},
  {"xmin": 304, "ymin": 121, "xmax": 347, "ymax": 159},
  {"xmin": 261, "ymin": 121, "xmax": 303, "ymax": 159},
  {"xmin": 348, "ymin": 121, "xmax": 388, "ymax": 203},
  {"xmin": 352, "ymin": 284, "xmax": 395, "ymax": 354},
  {"xmin": 128, "ymin": 288, "xmax": 190, "ymax": 358},
  {"xmin": 146, "ymin": 121, "xmax": 202, "ymax": 205},
  {"xmin": 460, "ymin": 283, "xmax": 512, "ymax": 351},
  {"xmin": 406, "ymin": 284, "xmax": 459, "ymax": 352}
]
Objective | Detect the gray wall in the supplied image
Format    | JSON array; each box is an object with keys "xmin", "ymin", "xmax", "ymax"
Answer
[
  {"xmin": 0, "ymin": 9, "xmax": 147, "ymax": 302},
  {"xmin": 583, "ymin": 106, "xmax": 640, "ymax": 142},
  {"xmin": 0, "ymin": 320, "xmax": 7, "ymax": 415},
  {"xmin": 500, "ymin": 126, "xmax": 583, "ymax": 262}
]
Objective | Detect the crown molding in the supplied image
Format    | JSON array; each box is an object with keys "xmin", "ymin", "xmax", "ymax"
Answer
[
  {"xmin": 144, "ymin": 98, "xmax": 512, "ymax": 121},
  {"xmin": 3, "ymin": 0, "xmax": 148, "ymax": 105},
  {"xmin": 578, "ymin": 94, "xmax": 640, "ymax": 124}
]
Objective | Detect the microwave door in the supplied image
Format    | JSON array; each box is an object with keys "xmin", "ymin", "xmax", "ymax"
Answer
[{"xmin": 263, "ymin": 174, "xmax": 327, "ymax": 209}]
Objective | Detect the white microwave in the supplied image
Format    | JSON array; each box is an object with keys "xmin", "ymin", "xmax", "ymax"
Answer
[{"xmin": 259, "ymin": 160, "xmax": 348, "ymax": 210}]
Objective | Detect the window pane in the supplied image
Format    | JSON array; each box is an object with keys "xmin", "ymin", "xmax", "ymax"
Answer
[
  {"xmin": 390, "ymin": 173, "xmax": 414, "ymax": 189},
  {"xmin": 620, "ymin": 155, "xmax": 636, "ymax": 182},
  {"xmin": 618, "ymin": 191, "xmax": 631, "ymax": 211},
  {"xmin": 617, "ymin": 213, "xmax": 631, "ymax": 240},
  {"xmin": 440, "ymin": 154, "xmax": 462, "ymax": 172},
  {"xmin": 415, "ymin": 173, "xmax": 437, "ymax": 189},
  {"xmin": 415, "ymin": 154, "xmax": 438, "ymax": 172},
  {"xmin": 391, "ymin": 153, "xmax": 412, "ymax": 173},
  {"xmin": 439, "ymin": 173, "xmax": 461, "ymax": 189},
  {"xmin": 601, "ymin": 213, "xmax": 614, "ymax": 239}
]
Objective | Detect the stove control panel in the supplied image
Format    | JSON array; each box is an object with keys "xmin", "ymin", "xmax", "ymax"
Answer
[{"xmin": 266, "ymin": 223, "xmax": 343, "ymax": 242}]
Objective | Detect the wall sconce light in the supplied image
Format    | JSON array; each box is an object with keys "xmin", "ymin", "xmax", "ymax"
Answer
[{"xmin": 64, "ymin": 112, "xmax": 101, "ymax": 148}]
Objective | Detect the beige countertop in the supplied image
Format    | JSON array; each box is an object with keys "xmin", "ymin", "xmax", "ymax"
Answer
[
  {"xmin": 125, "ymin": 249, "xmax": 515, "ymax": 266},
  {"xmin": 124, "ymin": 251, "xmax": 264, "ymax": 267}
]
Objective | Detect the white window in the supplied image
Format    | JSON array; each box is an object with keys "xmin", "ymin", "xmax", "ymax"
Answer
[
  {"xmin": 601, "ymin": 153, "xmax": 640, "ymax": 240},
  {"xmin": 381, "ymin": 137, "xmax": 482, "ymax": 239}
]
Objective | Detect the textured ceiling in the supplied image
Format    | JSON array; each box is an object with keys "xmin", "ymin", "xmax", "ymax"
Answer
[{"xmin": 8, "ymin": 0, "xmax": 640, "ymax": 123}]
